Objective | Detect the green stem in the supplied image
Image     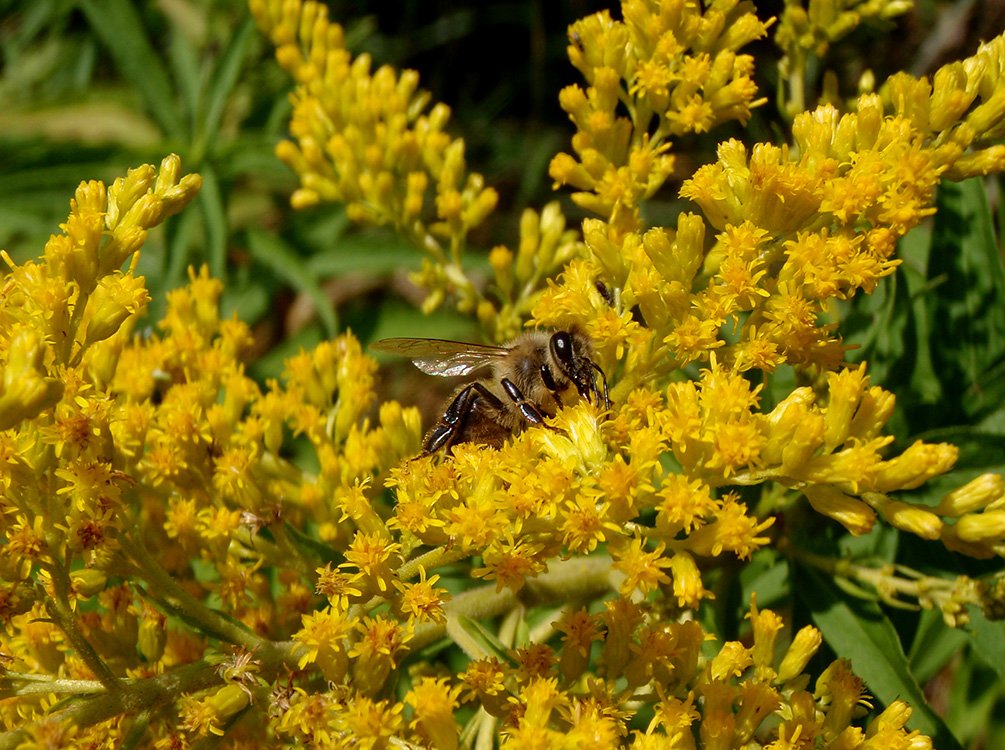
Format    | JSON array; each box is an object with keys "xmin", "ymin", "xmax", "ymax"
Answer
[
  {"xmin": 0, "ymin": 662, "xmax": 219, "ymax": 750},
  {"xmin": 0, "ymin": 673, "xmax": 109, "ymax": 697},
  {"xmin": 119, "ymin": 532, "xmax": 264, "ymax": 653},
  {"xmin": 398, "ymin": 545, "xmax": 471, "ymax": 582},
  {"xmin": 41, "ymin": 575, "xmax": 119, "ymax": 690},
  {"xmin": 409, "ymin": 555, "xmax": 617, "ymax": 652}
]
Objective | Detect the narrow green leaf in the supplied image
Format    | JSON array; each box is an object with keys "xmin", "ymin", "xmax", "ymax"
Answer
[
  {"xmin": 166, "ymin": 21, "xmax": 202, "ymax": 120},
  {"xmin": 908, "ymin": 607, "xmax": 967, "ymax": 683},
  {"xmin": 944, "ymin": 653, "xmax": 999, "ymax": 746},
  {"xmin": 968, "ymin": 607, "xmax": 1005, "ymax": 680},
  {"xmin": 245, "ymin": 228, "xmax": 338, "ymax": 337},
  {"xmin": 306, "ymin": 237, "xmax": 423, "ymax": 277},
  {"xmin": 195, "ymin": 17, "xmax": 256, "ymax": 158},
  {"xmin": 449, "ymin": 615, "xmax": 511, "ymax": 663},
  {"xmin": 283, "ymin": 522, "xmax": 342, "ymax": 565},
  {"xmin": 796, "ymin": 565, "xmax": 962, "ymax": 750},
  {"xmin": 927, "ymin": 178, "xmax": 1005, "ymax": 421},
  {"xmin": 197, "ymin": 164, "xmax": 228, "ymax": 280},
  {"xmin": 78, "ymin": 0, "xmax": 184, "ymax": 137},
  {"xmin": 162, "ymin": 204, "xmax": 198, "ymax": 294}
]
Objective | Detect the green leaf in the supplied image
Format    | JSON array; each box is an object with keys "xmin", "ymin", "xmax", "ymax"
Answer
[
  {"xmin": 166, "ymin": 18, "xmax": 201, "ymax": 119},
  {"xmin": 162, "ymin": 203, "xmax": 198, "ymax": 295},
  {"xmin": 796, "ymin": 565, "xmax": 962, "ymax": 750},
  {"xmin": 195, "ymin": 16, "xmax": 256, "ymax": 159},
  {"xmin": 449, "ymin": 615, "xmax": 511, "ymax": 663},
  {"xmin": 198, "ymin": 163, "xmax": 228, "ymax": 280},
  {"xmin": 248, "ymin": 324, "xmax": 324, "ymax": 383},
  {"xmin": 306, "ymin": 234, "xmax": 423, "ymax": 277},
  {"xmin": 283, "ymin": 521, "xmax": 342, "ymax": 566},
  {"xmin": 245, "ymin": 228, "xmax": 338, "ymax": 337},
  {"xmin": 908, "ymin": 607, "xmax": 967, "ymax": 683},
  {"xmin": 78, "ymin": 0, "xmax": 184, "ymax": 137},
  {"xmin": 968, "ymin": 607, "xmax": 1005, "ymax": 680},
  {"xmin": 927, "ymin": 178, "xmax": 1005, "ymax": 422}
]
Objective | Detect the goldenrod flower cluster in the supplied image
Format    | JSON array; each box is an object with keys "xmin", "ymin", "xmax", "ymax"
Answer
[
  {"xmin": 774, "ymin": 0, "xmax": 914, "ymax": 116},
  {"xmin": 549, "ymin": 0, "xmax": 771, "ymax": 233},
  {"xmin": 3, "ymin": 0, "xmax": 1005, "ymax": 748},
  {"xmin": 248, "ymin": 0, "xmax": 586, "ymax": 341}
]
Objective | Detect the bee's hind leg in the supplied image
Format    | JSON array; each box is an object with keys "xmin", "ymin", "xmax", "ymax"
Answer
[{"xmin": 423, "ymin": 382, "xmax": 504, "ymax": 454}]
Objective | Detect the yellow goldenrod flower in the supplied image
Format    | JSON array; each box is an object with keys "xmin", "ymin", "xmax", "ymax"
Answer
[
  {"xmin": 777, "ymin": 625, "xmax": 823, "ymax": 685},
  {"xmin": 0, "ymin": 327, "xmax": 64, "ymax": 431},
  {"xmin": 612, "ymin": 537, "xmax": 672, "ymax": 596},
  {"xmin": 394, "ymin": 567, "xmax": 449, "ymax": 624},
  {"xmin": 349, "ymin": 614, "xmax": 413, "ymax": 696},
  {"xmin": 406, "ymin": 676, "xmax": 462, "ymax": 750},
  {"xmin": 460, "ymin": 657, "xmax": 510, "ymax": 717}
]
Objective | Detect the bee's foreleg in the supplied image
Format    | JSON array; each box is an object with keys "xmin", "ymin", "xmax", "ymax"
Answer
[
  {"xmin": 423, "ymin": 382, "xmax": 504, "ymax": 454},
  {"xmin": 500, "ymin": 378, "xmax": 546, "ymax": 426},
  {"xmin": 587, "ymin": 360, "xmax": 611, "ymax": 410}
]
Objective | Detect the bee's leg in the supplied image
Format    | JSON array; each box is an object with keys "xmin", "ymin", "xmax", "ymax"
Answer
[
  {"xmin": 587, "ymin": 360, "xmax": 611, "ymax": 410},
  {"xmin": 538, "ymin": 363, "xmax": 569, "ymax": 408},
  {"xmin": 500, "ymin": 378, "xmax": 547, "ymax": 426},
  {"xmin": 423, "ymin": 382, "xmax": 504, "ymax": 454}
]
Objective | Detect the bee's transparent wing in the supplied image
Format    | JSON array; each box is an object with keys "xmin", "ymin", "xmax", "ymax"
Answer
[{"xmin": 370, "ymin": 337, "xmax": 508, "ymax": 377}]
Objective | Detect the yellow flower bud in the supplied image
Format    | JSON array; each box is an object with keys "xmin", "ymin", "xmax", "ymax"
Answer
[
  {"xmin": 161, "ymin": 173, "xmax": 203, "ymax": 216},
  {"xmin": 804, "ymin": 485, "xmax": 876, "ymax": 535},
  {"xmin": 780, "ymin": 410, "xmax": 826, "ymax": 476},
  {"xmin": 407, "ymin": 676, "xmax": 461, "ymax": 750},
  {"xmin": 823, "ymin": 365, "xmax": 867, "ymax": 450},
  {"xmin": 583, "ymin": 218, "xmax": 628, "ymax": 284},
  {"xmin": 209, "ymin": 684, "xmax": 251, "ymax": 727},
  {"xmin": 60, "ymin": 211, "xmax": 103, "ymax": 293},
  {"xmin": 777, "ymin": 625, "xmax": 822, "ymax": 683},
  {"xmin": 878, "ymin": 500, "xmax": 943, "ymax": 540},
  {"xmin": 137, "ymin": 607, "xmax": 167, "ymax": 663},
  {"xmin": 954, "ymin": 510, "xmax": 1005, "ymax": 544},
  {"xmin": 154, "ymin": 153, "xmax": 182, "ymax": 192},
  {"xmin": 106, "ymin": 164, "xmax": 156, "ymax": 229},
  {"xmin": 710, "ymin": 641, "xmax": 752, "ymax": 681},
  {"xmin": 847, "ymin": 386, "xmax": 896, "ymax": 440},
  {"xmin": 965, "ymin": 87, "xmax": 1005, "ymax": 138},
  {"xmin": 940, "ymin": 524, "xmax": 996, "ymax": 559},
  {"xmin": 642, "ymin": 213, "xmax": 706, "ymax": 286},
  {"xmin": 749, "ymin": 605, "xmax": 783, "ymax": 673},
  {"xmin": 816, "ymin": 660, "xmax": 862, "ymax": 736},
  {"xmin": 69, "ymin": 568, "xmax": 107, "ymax": 598},
  {"xmin": 98, "ymin": 226, "xmax": 148, "ymax": 276},
  {"xmin": 0, "ymin": 328, "xmax": 64, "ymax": 430},
  {"xmin": 935, "ymin": 473, "xmax": 1005, "ymax": 517},
  {"xmin": 516, "ymin": 207, "xmax": 541, "ymax": 282},
  {"xmin": 466, "ymin": 185, "xmax": 498, "ymax": 228},
  {"xmin": 872, "ymin": 441, "xmax": 958, "ymax": 492},
  {"xmin": 73, "ymin": 178, "xmax": 107, "ymax": 215},
  {"xmin": 930, "ymin": 63, "xmax": 976, "ymax": 133},
  {"xmin": 489, "ymin": 245, "xmax": 514, "ymax": 298},
  {"xmin": 945, "ymin": 145, "xmax": 1005, "ymax": 180},
  {"xmin": 868, "ymin": 699, "xmax": 913, "ymax": 735},
  {"xmin": 669, "ymin": 550, "xmax": 709, "ymax": 608},
  {"xmin": 83, "ymin": 273, "xmax": 150, "ymax": 347},
  {"xmin": 762, "ymin": 386, "xmax": 814, "ymax": 465}
]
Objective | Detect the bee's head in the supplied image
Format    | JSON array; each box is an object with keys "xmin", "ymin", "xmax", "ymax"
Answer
[{"xmin": 548, "ymin": 330, "xmax": 611, "ymax": 410}]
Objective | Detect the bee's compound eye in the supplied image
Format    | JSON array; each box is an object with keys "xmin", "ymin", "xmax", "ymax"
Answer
[{"xmin": 550, "ymin": 331, "xmax": 573, "ymax": 363}]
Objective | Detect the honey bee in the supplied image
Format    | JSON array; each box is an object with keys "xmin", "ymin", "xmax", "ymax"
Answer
[{"xmin": 372, "ymin": 329, "xmax": 611, "ymax": 455}]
